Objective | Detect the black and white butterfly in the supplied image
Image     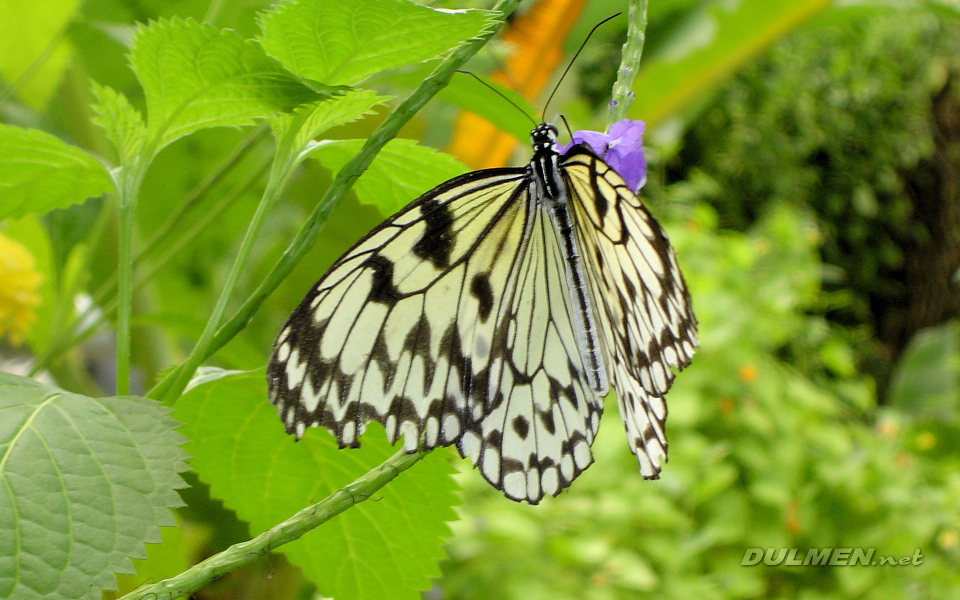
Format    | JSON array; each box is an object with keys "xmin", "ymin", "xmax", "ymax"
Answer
[{"xmin": 267, "ymin": 121, "xmax": 697, "ymax": 503}]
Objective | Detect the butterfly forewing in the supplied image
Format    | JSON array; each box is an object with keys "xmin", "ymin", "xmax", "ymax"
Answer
[
  {"xmin": 268, "ymin": 169, "xmax": 527, "ymax": 445},
  {"xmin": 561, "ymin": 148, "xmax": 698, "ymax": 477}
]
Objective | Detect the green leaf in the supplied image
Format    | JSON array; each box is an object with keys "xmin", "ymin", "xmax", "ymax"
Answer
[
  {"xmin": 90, "ymin": 82, "xmax": 146, "ymax": 166},
  {"xmin": 257, "ymin": 0, "xmax": 496, "ymax": 86},
  {"xmin": 175, "ymin": 370, "xmax": 460, "ymax": 600},
  {"xmin": 309, "ymin": 138, "xmax": 467, "ymax": 215},
  {"xmin": 110, "ymin": 518, "xmax": 189, "ymax": 598},
  {"xmin": 0, "ymin": 0, "xmax": 81, "ymax": 108},
  {"xmin": 184, "ymin": 365, "xmax": 252, "ymax": 394},
  {"xmin": 0, "ymin": 124, "xmax": 112, "ymax": 220},
  {"xmin": 270, "ymin": 89, "xmax": 390, "ymax": 161},
  {"xmin": 630, "ymin": 0, "xmax": 833, "ymax": 128},
  {"xmin": 0, "ymin": 373, "xmax": 188, "ymax": 600},
  {"xmin": 888, "ymin": 321, "xmax": 960, "ymax": 418},
  {"xmin": 129, "ymin": 18, "xmax": 327, "ymax": 154}
]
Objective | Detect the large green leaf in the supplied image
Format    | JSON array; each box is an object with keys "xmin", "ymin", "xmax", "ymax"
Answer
[
  {"xmin": 257, "ymin": 0, "xmax": 496, "ymax": 86},
  {"xmin": 0, "ymin": 125, "xmax": 112, "ymax": 220},
  {"xmin": 175, "ymin": 370, "xmax": 460, "ymax": 600},
  {"xmin": 888, "ymin": 321, "xmax": 960, "ymax": 418},
  {"xmin": 630, "ymin": 0, "xmax": 833, "ymax": 128},
  {"xmin": 129, "ymin": 18, "xmax": 326, "ymax": 154},
  {"xmin": 309, "ymin": 138, "xmax": 468, "ymax": 215},
  {"xmin": 0, "ymin": 373, "xmax": 188, "ymax": 600}
]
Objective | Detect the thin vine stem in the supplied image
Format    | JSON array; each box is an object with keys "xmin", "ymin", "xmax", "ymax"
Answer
[
  {"xmin": 31, "ymin": 156, "xmax": 272, "ymax": 379},
  {"xmin": 117, "ymin": 448, "xmax": 427, "ymax": 600},
  {"xmin": 137, "ymin": 125, "xmax": 267, "ymax": 264}
]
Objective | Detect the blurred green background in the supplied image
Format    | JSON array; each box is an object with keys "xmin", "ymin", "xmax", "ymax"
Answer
[{"xmin": 1, "ymin": 0, "xmax": 959, "ymax": 598}]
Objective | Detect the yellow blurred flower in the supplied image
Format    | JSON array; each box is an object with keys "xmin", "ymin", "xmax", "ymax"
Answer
[
  {"xmin": 876, "ymin": 419, "xmax": 899, "ymax": 439},
  {"xmin": 915, "ymin": 431, "xmax": 936, "ymax": 451},
  {"xmin": 937, "ymin": 529, "xmax": 959, "ymax": 551},
  {"xmin": 737, "ymin": 363, "xmax": 758, "ymax": 384},
  {"xmin": 718, "ymin": 396, "xmax": 735, "ymax": 416},
  {"xmin": 0, "ymin": 233, "xmax": 42, "ymax": 345}
]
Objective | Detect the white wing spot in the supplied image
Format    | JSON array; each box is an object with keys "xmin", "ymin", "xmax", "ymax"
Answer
[
  {"xmin": 573, "ymin": 439, "xmax": 591, "ymax": 469},
  {"xmin": 560, "ymin": 454, "xmax": 574, "ymax": 480},
  {"xmin": 401, "ymin": 421, "xmax": 419, "ymax": 451},
  {"xmin": 424, "ymin": 417, "xmax": 439, "ymax": 447},
  {"xmin": 503, "ymin": 472, "xmax": 526, "ymax": 500},
  {"xmin": 481, "ymin": 448, "xmax": 501, "ymax": 483},
  {"xmin": 541, "ymin": 467, "xmax": 559, "ymax": 496},
  {"xmin": 342, "ymin": 421, "xmax": 356, "ymax": 445},
  {"xmin": 442, "ymin": 414, "xmax": 461, "ymax": 442},
  {"xmin": 460, "ymin": 431, "xmax": 481, "ymax": 462},
  {"xmin": 526, "ymin": 469, "xmax": 540, "ymax": 501}
]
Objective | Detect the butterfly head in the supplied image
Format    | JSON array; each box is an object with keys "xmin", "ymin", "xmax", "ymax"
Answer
[{"xmin": 530, "ymin": 123, "xmax": 560, "ymax": 155}]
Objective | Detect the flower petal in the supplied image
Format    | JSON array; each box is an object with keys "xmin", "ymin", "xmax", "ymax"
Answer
[{"xmin": 557, "ymin": 119, "xmax": 646, "ymax": 191}]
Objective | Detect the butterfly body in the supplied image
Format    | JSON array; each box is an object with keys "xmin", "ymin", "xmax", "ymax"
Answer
[
  {"xmin": 268, "ymin": 122, "xmax": 697, "ymax": 503},
  {"xmin": 529, "ymin": 124, "xmax": 608, "ymax": 395}
]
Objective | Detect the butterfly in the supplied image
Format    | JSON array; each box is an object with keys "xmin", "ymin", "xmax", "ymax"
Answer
[{"xmin": 267, "ymin": 119, "xmax": 697, "ymax": 504}]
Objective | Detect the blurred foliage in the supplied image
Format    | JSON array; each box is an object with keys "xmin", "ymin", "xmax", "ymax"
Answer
[
  {"xmin": 662, "ymin": 6, "xmax": 960, "ymax": 395},
  {"xmin": 1, "ymin": 0, "xmax": 959, "ymax": 599},
  {"xmin": 437, "ymin": 4, "xmax": 960, "ymax": 600},
  {"xmin": 440, "ymin": 203, "xmax": 960, "ymax": 600}
]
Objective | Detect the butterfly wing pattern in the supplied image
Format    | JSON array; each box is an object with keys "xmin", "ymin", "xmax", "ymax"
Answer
[
  {"xmin": 267, "ymin": 123, "xmax": 697, "ymax": 503},
  {"xmin": 562, "ymin": 147, "xmax": 698, "ymax": 478}
]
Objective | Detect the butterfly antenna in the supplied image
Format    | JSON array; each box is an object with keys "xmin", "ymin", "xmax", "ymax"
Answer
[
  {"xmin": 541, "ymin": 13, "xmax": 622, "ymax": 122},
  {"xmin": 454, "ymin": 70, "xmax": 538, "ymax": 128},
  {"xmin": 559, "ymin": 114, "xmax": 574, "ymax": 139}
]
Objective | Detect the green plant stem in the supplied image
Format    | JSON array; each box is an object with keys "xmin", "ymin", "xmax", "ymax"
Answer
[
  {"xmin": 117, "ymin": 448, "xmax": 427, "ymax": 600},
  {"xmin": 116, "ymin": 205, "xmax": 133, "ymax": 395},
  {"xmin": 608, "ymin": 0, "xmax": 648, "ymax": 126},
  {"xmin": 148, "ymin": 0, "xmax": 519, "ymax": 401},
  {"xmin": 136, "ymin": 158, "xmax": 272, "ymax": 286},
  {"xmin": 115, "ymin": 167, "xmax": 145, "ymax": 395}
]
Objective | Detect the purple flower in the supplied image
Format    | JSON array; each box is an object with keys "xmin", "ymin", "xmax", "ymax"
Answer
[{"xmin": 558, "ymin": 119, "xmax": 646, "ymax": 192}]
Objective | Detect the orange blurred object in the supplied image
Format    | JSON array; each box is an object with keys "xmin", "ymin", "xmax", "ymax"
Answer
[{"xmin": 447, "ymin": 0, "xmax": 586, "ymax": 169}]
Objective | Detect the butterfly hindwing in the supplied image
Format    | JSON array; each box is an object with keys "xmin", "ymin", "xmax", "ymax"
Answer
[
  {"xmin": 464, "ymin": 181, "xmax": 601, "ymax": 502},
  {"xmin": 562, "ymin": 147, "xmax": 698, "ymax": 477}
]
